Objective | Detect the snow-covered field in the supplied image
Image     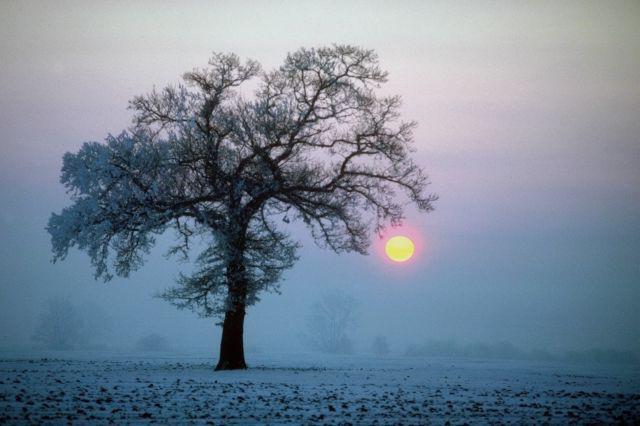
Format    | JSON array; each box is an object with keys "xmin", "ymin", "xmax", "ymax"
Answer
[{"xmin": 1, "ymin": 352, "xmax": 638, "ymax": 424}]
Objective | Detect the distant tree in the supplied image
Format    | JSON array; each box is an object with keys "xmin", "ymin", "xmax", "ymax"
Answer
[
  {"xmin": 136, "ymin": 333, "xmax": 170, "ymax": 352},
  {"xmin": 77, "ymin": 302, "xmax": 111, "ymax": 348},
  {"xmin": 371, "ymin": 335, "xmax": 390, "ymax": 357},
  {"xmin": 305, "ymin": 291, "xmax": 357, "ymax": 354},
  {"xmin": 47, "ymin": 45, "xmax": 436, "ymax": 370},
  {"xmin": 32, "ymin": 297, "xmax": 86, "ymax": 350}
]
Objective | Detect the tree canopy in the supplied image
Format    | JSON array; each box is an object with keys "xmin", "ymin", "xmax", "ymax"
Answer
[{"xmin": 48, "ymin": 45, "xmax": 436, "ymax": 320}]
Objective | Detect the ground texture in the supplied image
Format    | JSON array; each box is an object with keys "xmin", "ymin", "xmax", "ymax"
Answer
[{"xmin": 0, "ymin": 354, "xmax": 638, "ymax": 424}]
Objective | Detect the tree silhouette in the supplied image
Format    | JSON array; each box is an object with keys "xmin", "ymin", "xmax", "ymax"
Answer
[
  {"xmin": 32, "ymin": 297, "xmax": 85, "ymax": 350},
  {"xmin": 47, "ymin": 45, "xmax": 436, "ymax": 369},
  {"xmin": 305, "ymin": 291, "xmax": 357, "ymax": 354},
  {"xmin": 372, "ymin": 335, "xmax": 391, "ymax": 357}
]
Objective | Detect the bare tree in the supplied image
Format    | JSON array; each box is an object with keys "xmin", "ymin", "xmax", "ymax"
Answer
[
  {"xmin": 372, "ymin": 335, "xmax": 390, "ymax": 357},
  {"xmin": 47, "ymin": 45, "xmax": 436, "ymax": 369},
  {"xmin": 305, "ymin": 291, "xmax": 357, "ymax": 354},
  {"xmin": 32, "ymin": 297, "xmax": 86, "ymax": 350}
]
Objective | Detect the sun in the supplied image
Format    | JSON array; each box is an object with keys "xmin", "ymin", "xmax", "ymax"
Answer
[{"xmin": 385, "ymin": 235, "xmax": 415, "ymax": 262}]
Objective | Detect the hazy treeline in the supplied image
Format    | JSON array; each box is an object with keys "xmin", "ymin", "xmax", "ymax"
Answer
[
  {"xmin": 32, "ymin": 297, "xmax": 111, "ymax": 350},
  {"xmin": 31, "ymin": 297, "xmax": 171, "ymax": 353},
  {"xmin": 25, "ymin": 295, "xmax": 639, "ymax": 366},
  {"xmin": 405, "ymin": 339, "xmax": 640, "ymax": 365}
]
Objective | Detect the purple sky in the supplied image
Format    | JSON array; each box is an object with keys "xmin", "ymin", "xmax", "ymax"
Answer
[{"xmin": 1, "ymin": 1, "xmax": 639, "ymax": 355}]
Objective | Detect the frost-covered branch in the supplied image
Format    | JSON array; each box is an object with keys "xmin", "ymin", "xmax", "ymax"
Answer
[{"xmin": 49, "ymin": 45, "xmax": 436, "ymax": 318}]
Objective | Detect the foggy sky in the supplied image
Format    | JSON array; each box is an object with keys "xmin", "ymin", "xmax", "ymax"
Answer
[{"xmin": 1, "ymin": 0, "xmax": 639, "ymax": 356}]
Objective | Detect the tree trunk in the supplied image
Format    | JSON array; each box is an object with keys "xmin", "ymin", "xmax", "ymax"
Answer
[
  {"xmin": 215, "ymin": 301, "xmax": 247, "ymax": 370},
  {"xmin": 216, "ymin": 222, "xmax": 248, "ymax": 371},
  {"xmin": 215, "ymin": 236, "xmax": 248, "ymax": 371}
]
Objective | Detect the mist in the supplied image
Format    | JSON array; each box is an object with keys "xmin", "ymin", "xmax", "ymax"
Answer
[{"xmin": 1, "ymin": 0, "xmax": 639, "ymax": 363}]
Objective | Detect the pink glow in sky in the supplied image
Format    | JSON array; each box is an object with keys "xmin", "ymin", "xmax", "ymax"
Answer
[{"xmin": 1, "ymin": 0, "xmax": 639, "ymax": 355}]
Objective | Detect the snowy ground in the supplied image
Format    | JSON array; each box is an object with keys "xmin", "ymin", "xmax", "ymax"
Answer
[{"xmin": 0, "ymin": 352, "xmax": 639, "ymax": 424}]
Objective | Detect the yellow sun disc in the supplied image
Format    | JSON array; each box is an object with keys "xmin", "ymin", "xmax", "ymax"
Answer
[{"xmin": 385, "ymin": 235, "xmax": 415, "ymax": 262}]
